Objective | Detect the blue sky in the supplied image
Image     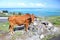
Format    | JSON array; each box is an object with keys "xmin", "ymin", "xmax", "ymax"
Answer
[{"xmin": 0, "ymin": 0, "xmax": 60, "ymax": 8}]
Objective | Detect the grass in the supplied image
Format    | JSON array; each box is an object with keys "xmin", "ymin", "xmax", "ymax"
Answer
[
  {"xmin": 0, "ymin": 22, "xmax": 23, "ymax": 40},
  {"xmin": 38, "ymin": 16, "xmax": 60, "ymax": 27},
  {"xmin": 42, "ymin": 35, "xmax": 56, "ymax": 40},
  {"xmin": 42, "ymin": 34, "xmax": 60, "ymax": 40},
  {"xmin": 0, "ymin": 22, "xmax": 9, "ymax": 32},
  {"xmin": 47, "ymin": 16, "xmax": 60, "ymax": 27}
]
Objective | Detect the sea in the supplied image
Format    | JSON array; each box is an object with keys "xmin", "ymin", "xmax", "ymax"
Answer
[{"xmin": 0, "ymin": 8, "xmax": 60, "ymax": 17}]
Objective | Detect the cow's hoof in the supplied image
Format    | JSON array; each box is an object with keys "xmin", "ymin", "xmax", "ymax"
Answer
[{"xmin": 9, "ymin": 32, "xmax": 14, "ymax": 36}]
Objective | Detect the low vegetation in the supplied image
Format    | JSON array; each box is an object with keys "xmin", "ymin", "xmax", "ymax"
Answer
[
  {"xmin": 0, "ymin": 22, "xmax": 9, "ymax": 32},
  {"xmin": 47, "ymin": 16, "xmax": 60, "ymax": 27},
  {"xmin": 0, "ymin": 10, "xmax": 22, "ymax": 17}
]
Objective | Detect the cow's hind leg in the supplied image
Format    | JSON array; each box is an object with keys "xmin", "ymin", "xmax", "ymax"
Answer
[{"xmin": 9, "ymin": 25, "xmax": 14, "ymax": 35}]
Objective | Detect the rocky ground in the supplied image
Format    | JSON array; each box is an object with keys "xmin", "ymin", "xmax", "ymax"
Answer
[{"xmin": 0, "ymin": 20, "xmax": 60, "ymax": 40}]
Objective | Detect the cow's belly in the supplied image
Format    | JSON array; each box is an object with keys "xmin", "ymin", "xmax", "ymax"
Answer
[{"xmin": 15, "ymin": 20, "xmax": 25, "ymax": 26}]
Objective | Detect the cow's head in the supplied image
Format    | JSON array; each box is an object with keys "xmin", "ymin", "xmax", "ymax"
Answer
[{"xmin": 31, "ymin": 14, "xmax": 37, "ymax": 23}]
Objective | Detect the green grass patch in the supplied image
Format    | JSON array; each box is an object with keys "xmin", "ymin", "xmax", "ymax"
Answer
[
  {"xmin": 45, "ymin": 16, "xmax": 60, "ymax": 27},
  {"xmin": 10, "ymin": 31, "xmax": 23, "ymax": 40},
  {"xmin": 42, "ymin": 34, "xmax": 57, "ymax": 40},
  {"xmin": 0, "ymin": 22, "xmax": 9, "ymax": 32}
]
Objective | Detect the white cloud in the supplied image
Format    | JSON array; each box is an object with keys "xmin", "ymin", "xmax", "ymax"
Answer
[
  {"xmin": 29, "ymin": 3, "xmax": 35, "ymax": 7},
  {"xmin": 28, "ymin": 3, "xmax": 45, "ymax": 8},
  {"xmin": 36, "ymin": 3, "xmax": 45, "ymax": 7},
  {"xmin": 0, "ymin": 2, "xmax": 16, "ymax": 8},
  {"xmin": 17, "ymin": 3, "xmax": 27, "ymax": 7},
  {"xmin": 0, "ymin": 2, "xmax": 45, "ymax": 8}
]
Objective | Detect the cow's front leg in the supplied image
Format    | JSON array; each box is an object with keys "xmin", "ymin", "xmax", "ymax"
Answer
[
  {"xmin": 25, "ymin": 23, "xmax": 29, "ymax": 32},
  {"xmin": 24, "ymin": 23, "xmax": 30, "ymax": 35}
]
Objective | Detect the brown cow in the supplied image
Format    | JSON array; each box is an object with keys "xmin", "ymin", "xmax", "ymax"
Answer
[{"xmin": 8, "ymin": 14, "xmax": 36, "ymax": 35}]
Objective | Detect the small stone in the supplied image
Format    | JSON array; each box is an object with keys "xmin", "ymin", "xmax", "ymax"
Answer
[{"xmin": 40, "ymin": 34, "xmax": 44, "ymax": 39}]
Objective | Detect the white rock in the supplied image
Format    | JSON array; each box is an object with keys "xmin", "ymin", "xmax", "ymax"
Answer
[
  {"xmin": 31, "ymin": 35, "xmax": 40, "ymax": 40},
  {"xmin": 40, "ymin": 34, "xmax": 44, "ymax": 39},
  {"xmin": 53, "ymin": 27, "xmax": 58, "ymax": 32},
  {"xmin": 26, "ymin": 38, "xmax": 33, "ymax": 40},
  {"xmin": 33, "ymin": 21, "xmax": 37, "ymax": 25},
  {"xmin": 16, "ymin": 38, "xmax": 22, "ymax": 40},
  {"xmin": 41, "ymin": 28, "xmax": 44, "ymax": 32},
  {"xmin": 47, "ymin": 22, "xmax": 53, "ymax": 27}
]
